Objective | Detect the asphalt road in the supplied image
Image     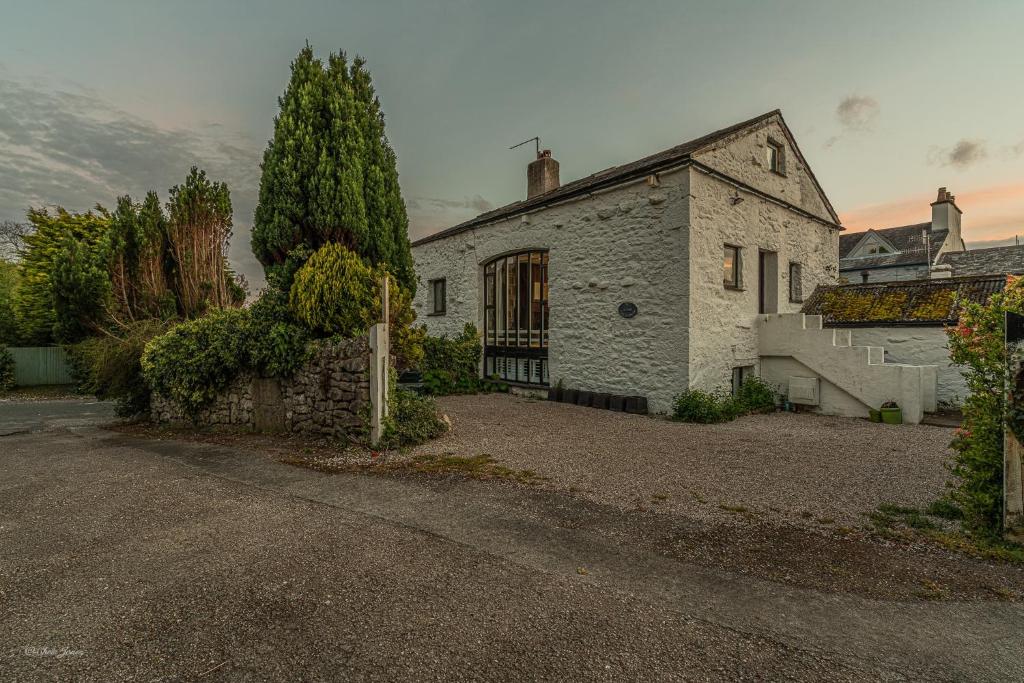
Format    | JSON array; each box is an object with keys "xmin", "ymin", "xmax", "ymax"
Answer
[
  {"xmin": 1, "ymin": 403, "xmax": 1022, "ymax": 681},
  {"xmin": 0, "ymin": 399, "xmax": 115, "ymax": 435}
]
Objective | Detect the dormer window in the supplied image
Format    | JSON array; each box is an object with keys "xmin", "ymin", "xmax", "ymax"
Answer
[{"xmin": 766, "ymin": 139, "xmax": 785, "ymax": 175}]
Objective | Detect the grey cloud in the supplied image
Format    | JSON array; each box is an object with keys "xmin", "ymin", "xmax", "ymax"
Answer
[
  {"xmin": 928, "ymin": 139, "xmax": 987, "ymax": 169},
  {"xmin": 836, "ymin": 95, "xmax": 879, "ymax": 132},
  {"xmin": 408, "ymin": 194, "xmax": 494, "ymax": 214},
  {"xmin": 0, "ymin": 75, "xmax": 265, "ymax": 285}
]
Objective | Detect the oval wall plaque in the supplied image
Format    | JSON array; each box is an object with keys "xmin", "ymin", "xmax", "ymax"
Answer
[{"xmin": 618, "ymin": 302, "xmax": 638, "ymax": 319}]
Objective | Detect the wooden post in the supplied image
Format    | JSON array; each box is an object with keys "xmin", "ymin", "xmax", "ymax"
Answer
[{"xmin": 1004, "ymin": 312, "xmax": 1024, "ymax": 541}]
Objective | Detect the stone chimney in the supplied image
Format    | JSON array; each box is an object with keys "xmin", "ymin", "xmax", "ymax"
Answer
[
  {"xmin": 527, "ymin": 149, "xmax": 560, "ymax": 199},
  {"xmin": 931, "ymin": 186, "xmax": 962, "ymax": 234}
]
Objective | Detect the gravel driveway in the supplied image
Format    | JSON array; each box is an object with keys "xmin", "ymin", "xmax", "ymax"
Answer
[{"xmin": 414, "ymin": 394, "xmax": 956, "ymax": 526}]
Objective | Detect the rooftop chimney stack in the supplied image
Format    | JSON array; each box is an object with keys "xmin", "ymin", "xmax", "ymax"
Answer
[
  {"xmin": 931, "ymin": 185, "xmax": 963, "ymax": 244},
  {"xmin": 527, "ymin": 149, "xmax": 560, "ymax": 199}
]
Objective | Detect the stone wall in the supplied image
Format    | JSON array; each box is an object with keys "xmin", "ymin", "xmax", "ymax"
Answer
[{"xmin": 151, "ymin": 337, "xmax": 371, "ymax": 437}]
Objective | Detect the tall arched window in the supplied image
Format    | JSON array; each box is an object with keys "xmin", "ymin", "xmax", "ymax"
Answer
[{"xmin": 483, "ymin": 250, "xmax": 549, "ymax": 385}]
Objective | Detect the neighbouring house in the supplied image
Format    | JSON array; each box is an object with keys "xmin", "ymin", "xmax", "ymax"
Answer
[
  {"xmin": 794, "ymin": 275, "xmax": 1006, "ymax": 408},
  {"xmin": 838, "ymin": 187, "xmax": 966, "ymax": 283},
  {"xmin": 411, "ymin": 110, "xmax": 843, "ymax": 413},
  {"xmin": 936, "ymin": 244, "xmax": 1024, "ymax": 277}
]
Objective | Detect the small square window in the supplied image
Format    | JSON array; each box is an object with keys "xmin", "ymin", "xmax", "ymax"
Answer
[
  {"xmin": 723, "ymin": 244, "xmax": 742, "ymax": 289},
  {"xmin": 429, "ymin": 278, "xmax": 446, "ymax": 315},
  {"xmin": 788, "ymin": 262, "xmax": 803, "ymax": 303},
  {"xmin": 767, "ymin": 139, "xmax": 785, "ymax": 175}
]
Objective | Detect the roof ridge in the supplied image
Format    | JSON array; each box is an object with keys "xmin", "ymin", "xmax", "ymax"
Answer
[{"xmin": 412, "ymin": 109, "xmax": 826, "ymax": 247}]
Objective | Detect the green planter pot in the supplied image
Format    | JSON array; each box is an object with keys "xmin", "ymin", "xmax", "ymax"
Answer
[
  {"xmin": 880, "ymin": 407, "xmax": 903, "ymax": 425},
  {"xmin": 868, "ymin": 409, "xmax": 882, "ymax": 423}
]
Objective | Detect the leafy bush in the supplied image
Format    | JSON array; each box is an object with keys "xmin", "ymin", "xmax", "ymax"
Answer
[
  {"xmin": 0, "ymin": 346, "xmax": 15, "ymax": 391},
  {"xmin": 672, "ymin": 377, "xmax": 778, "ymax": 423},
  {"xmin": 946, "ymin": 275, "xmax": 1024, "ymax": 535},
  {"xmin": 379, "ymin": 387, "xmax": 449, "ymax": 450},
  {"xmin": 142, "ymin": 309, "xmax": 250, "ymax": 416},
  {"xmin": 67, "ymin": 320, "xmax": 168, "ymax": 416},
  {"xmin": 246, "ymin": 284, "xmax": 310, "ymax": 378},
  {"xmin": 735, "ymin": 376, "xmax": 778, "ymax": 413},
  {"xmin": 420, "ymin": 323, "xmax": 483, "ymax": 395},
  {"xmin": 140, "ymin": 297, "xmax": 313, "ymax": 416},
  {"xmin": 671, "ymin": 389, "xmax": 739, "ymax": 424}
]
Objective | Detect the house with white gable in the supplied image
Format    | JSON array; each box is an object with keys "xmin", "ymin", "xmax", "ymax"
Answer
[
  {"xmin": 411, "ymin": 110, "xmax": 937, "ymax": 422},
  {"xmin": 838, "ymin": 187, "xmax": 967, "ymax": 283}
]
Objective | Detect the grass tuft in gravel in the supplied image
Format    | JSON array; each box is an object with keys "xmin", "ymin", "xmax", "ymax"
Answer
[{"xmin": 867, "ymin": 501, "xmax": 1024, "ymax": 566}]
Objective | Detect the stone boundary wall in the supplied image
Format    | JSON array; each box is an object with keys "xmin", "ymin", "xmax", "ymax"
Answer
[{"xmin": 151, "ymin": 337, "xmax": 371, "ymax": 437}]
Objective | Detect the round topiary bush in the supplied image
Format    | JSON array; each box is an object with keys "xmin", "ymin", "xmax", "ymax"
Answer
[
  {"xmin": 289, "ymin": 243, "xmax": 380, "ymax": 338},
  {"xmin": 289, "ymin": 242, "xmax": 423, "ymax": 368}
]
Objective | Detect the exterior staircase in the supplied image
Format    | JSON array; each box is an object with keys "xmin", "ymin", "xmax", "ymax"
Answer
[{"xmin": 757, "ymin": 313, "xmax": 937, "ymax": 424}]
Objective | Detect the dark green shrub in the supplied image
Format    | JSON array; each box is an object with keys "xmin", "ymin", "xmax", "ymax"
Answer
[
  {"xmin": 246, "ymin": 286, "xmax": 310, "ymax": 378},
  {"xmin": 735, "ymin": 376, "xmax": 778, "ymax": 413},
  {"xmin": 141, "ymin": 309, "xmax": 250, "ymax": 416},
  {"xmin": 66, "ymin": 320, "xmax": 169, "ymax": 416},
  {"xmin": 671, "ymin": 389, "xmax": 736, "ymax": 424},
  {"xmin": 0, "ymin": 346, "xmax": 15, "ymax": 391},
  {"xmin": 421, "ymin": 323, "xmax": 483, "ymax": 395},
  {"xmin": 379, "ymin": 387, "xmax": 449, "ymax": 449},
  {"xmin": 672, "ymin": 377, "xmax": 777, "ymax": 424}
]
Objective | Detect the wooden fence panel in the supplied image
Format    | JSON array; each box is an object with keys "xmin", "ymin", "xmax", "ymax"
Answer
[{"xmin": 7, "ymin": 347, "xmax": 75, "ymax": 386}]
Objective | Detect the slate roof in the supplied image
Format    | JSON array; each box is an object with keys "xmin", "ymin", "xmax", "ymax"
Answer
[
  {"xmin": 800, "ymin": 274, "xmax": 1006, "ymax": 326},
  {"xmin": 412, "ymin": 109, "xmax": 840, "ymax": 247},
  {"xmin": 937, "ymin": 245, "xmax": 1024, "ymax": 277},
  {"xmin": 838, "ymin": 222, "xmax": 944, "ymax": 271}
]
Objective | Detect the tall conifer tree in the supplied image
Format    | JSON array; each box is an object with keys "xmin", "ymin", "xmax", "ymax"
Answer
[{"xmin": 252, "ymin": 45, "xmax": 415, "ymax": 293}]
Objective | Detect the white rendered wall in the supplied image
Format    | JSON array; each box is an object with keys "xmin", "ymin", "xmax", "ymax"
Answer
[
  {"xmin": 411, "ymin": 171, "xmax": 691, "ymax": 413},
  {"xmin": 849, "ymin": 326, "xmax": 966, "ymax": 407},
  {"xmin": 686, "ymin": 138, "xmax": 840, "ymax": 395}
]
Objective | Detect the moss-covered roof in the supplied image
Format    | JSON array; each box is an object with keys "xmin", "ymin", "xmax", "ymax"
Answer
[{"xmin": 801, "ymin": 275, "xmax": 1006, "ymax": 326}]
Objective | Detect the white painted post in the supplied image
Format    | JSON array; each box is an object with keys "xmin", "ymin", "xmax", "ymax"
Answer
[{"xmin": 367, "ymin": 275, "xmax": 391, "ymax": 447}]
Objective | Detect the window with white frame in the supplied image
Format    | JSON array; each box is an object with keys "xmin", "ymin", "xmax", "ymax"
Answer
[
  {"xmin": 724, "ymin": 244, "xmax": 742, "ymax": 289},
  {"xmin": 766, "ymin": 139, "xmax": 785, "ymax": 175}
]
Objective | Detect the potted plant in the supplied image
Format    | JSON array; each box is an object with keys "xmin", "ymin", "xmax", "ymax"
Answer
[{"xmin": 879, "ymin": 400, "xmax": 902, "ymax": 425}]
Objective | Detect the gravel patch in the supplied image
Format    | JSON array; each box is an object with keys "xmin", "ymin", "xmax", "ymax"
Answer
[{"xmin": 413, "ymin": 394, "xmax": 956, "ymax": 527}]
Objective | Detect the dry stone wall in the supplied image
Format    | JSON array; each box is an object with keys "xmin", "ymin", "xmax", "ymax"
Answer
[{"xmin": 150, "ymin": 337, "xmax": 371, "ymax": 437}]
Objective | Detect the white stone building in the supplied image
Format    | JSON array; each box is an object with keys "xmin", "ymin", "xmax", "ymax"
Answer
[{"xmin": 411, "ymin": 111, "xmax": 842, "ymax": 413}]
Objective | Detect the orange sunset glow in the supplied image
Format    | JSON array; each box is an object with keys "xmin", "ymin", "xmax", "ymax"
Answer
[{"xmin": 839, "ymin": 182, "xmax": 1024, "ymax": 242}]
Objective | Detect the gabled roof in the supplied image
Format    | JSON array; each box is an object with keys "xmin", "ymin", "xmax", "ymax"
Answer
[
  {"xmin": 838, "ymin": 222, "xmax": 942, "ymax": 271},
  {"xmin": 801, "ymin": 274, "xmax": 1005, "ymax": 326},
  {"xmin": 937, "ymin": 245, "xmax": 1024, "ymax": 277},
  {"xmin": 413, "ymin": 110, "xmax": 840, "ymax": 247}
]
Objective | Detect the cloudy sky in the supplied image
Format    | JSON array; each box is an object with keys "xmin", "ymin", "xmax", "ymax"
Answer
[{"xmin": 1, "ymin": 0, "xmax": 1022, "ymax": 286}]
